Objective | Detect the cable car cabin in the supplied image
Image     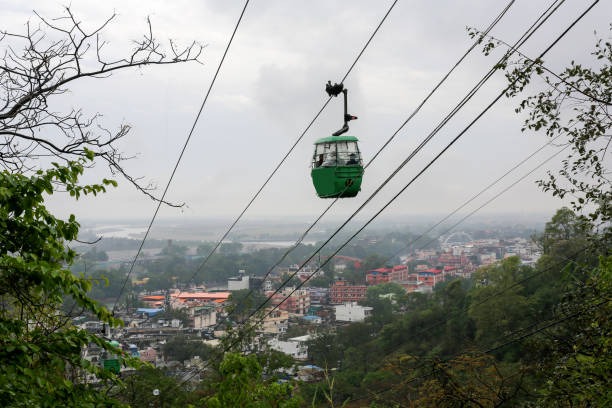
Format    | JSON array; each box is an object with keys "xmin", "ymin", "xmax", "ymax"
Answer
[{"xmin": 311, "ymin": 135, "xmax": 363, "ymax": 198}]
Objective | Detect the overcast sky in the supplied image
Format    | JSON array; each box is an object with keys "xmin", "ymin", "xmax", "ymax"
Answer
[{"xmin": 3, "ymin": 0, "xmax": 610, "ymax": 230}]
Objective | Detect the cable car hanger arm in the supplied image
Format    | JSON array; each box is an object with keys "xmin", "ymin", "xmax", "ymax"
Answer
[{"xmin": 326, "ymin": 81, "xmax": 357, "ymax": 136}]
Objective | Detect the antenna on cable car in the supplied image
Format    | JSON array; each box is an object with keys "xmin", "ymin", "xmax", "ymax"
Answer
[{"xmin": 325, "ymin": 81, "xmax": 358, "ymax": 136}]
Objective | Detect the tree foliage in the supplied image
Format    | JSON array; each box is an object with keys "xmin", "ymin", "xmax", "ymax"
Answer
[
  {"xmin": 162, "ymin": 336, "xmax": 213, "ymax": 363},
  {"xmin": 475, "ymin": 25, "xmax": 612, "ymax": 234},
  {"xmin": 203, "ymin": 353, "xmax": 301, "ymax": 408},
  {"xmin": 120, "ymin": 366, "xmax": 189, "ymax": 408},
  {"xmin": 0, "ymin": 6, "xmax": 203, "ymax": 406},
  {"xmin": 299, "ymin": 208, "xmax": 609, "ymax": 406},
  {"xmin": 362, "ymin": 282, "xmax": 408, "ymax": 328},
  {"xmin": 468, "ymin": 257, "xmax": 530, "ymax": 349},
  {"xmin": 0, "ymin": 160, "xmax": 126, "ymax": 406},
  {"xmin": 537, "ymin": 255, "xmax": 612, "ymax": 407},
  {"xmin": 227, "ymin": 289, "xmax": 268, "ymax": 324}
]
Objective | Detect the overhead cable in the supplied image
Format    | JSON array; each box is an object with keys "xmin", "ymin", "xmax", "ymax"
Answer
[
  {"xmin": 112, "ymin": 0, "xmax": 251, "ymax": 313},
  {"xmin": 242, "ymin": 0, "xmax": 568, "ymax": 329},
  {"xmin": 217, "ymin": 0, "xmax": 518, "ymax": 328},
  {"xmin": 178, "ymin": 0, "xmax": 402, "ymax": 297},
  {"xmin": 177, "ymin": 0, "xmax": 596, "ymax": 387}
]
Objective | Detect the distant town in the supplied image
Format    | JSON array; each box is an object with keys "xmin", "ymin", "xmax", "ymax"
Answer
[{"xmin": 73, "ymin": 217, "xmax": 543, "ymax": 381}]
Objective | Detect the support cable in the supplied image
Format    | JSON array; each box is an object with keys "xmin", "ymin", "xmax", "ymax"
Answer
[
  {"xmin": 178, "ymin": 0, "xmax": 402, "ymax": 297},
  {"xmin": 111, "ymin": 0, "xmax": 251, "ymax": 313},
  {"xmin": 372, "ymin": 135, "xmax": 570, "ymax": 283},
  {"xmin": 218, "ymin": 0, "xmax": 517, "ymax": 328},
  {"xmin": 241, "ymin": 0, "xmax": 567, "ymax": 330},
  {"xmin": 177, "ymin": 0, "xmax": 595, "ymax": 387}
]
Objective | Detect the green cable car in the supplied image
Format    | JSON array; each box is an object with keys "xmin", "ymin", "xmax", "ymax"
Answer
[
  {"xmin": 311, "ymin": 82, "xmax": 364, "ymax": 198},
  {"xmin": 311, "ymin": 135, "xmax": 363, "ymax": 198}
]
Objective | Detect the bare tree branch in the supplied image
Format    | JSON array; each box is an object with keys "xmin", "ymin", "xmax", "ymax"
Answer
[{"xmin": 0, "ymin": 7, "xmax": 204, "ymax": 205}]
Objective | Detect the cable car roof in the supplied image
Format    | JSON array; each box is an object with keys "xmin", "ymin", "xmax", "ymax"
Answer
[{"xmin": 314, "ymin": 135, "xmax": 359, "ymax": 144}]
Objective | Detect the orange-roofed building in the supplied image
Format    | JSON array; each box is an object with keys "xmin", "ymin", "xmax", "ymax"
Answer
[
  {"xmin": 174, "ymin": 292, "xmax": 230, "ymax": 302},
  {"xmin": 141, "ymin": 295, "xmax": 165, "ymax": 307},
  {"xmin": 141, "ymin": 295, "xmax": 165, "ymax": 301},
  {"xmin": 329, "ymin": 280, "xmax": 367, "ymax": 304},
  {"xmin": 391, "ymin": 265, "xmax": 409, "ymax": 281},
  {"xmin": 169, "ymin": 292, "xmax": 230, "ymax": 309},
  {"xmin": 366, "ymin": 268, "xmax": 392, "ymax": 285}
]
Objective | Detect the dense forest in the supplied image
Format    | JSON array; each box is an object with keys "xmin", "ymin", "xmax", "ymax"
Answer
[{"xmin": 299, "ymin": 208, "xmax": 610, "ymax": 406}]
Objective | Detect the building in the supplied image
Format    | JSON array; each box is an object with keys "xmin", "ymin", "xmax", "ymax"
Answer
[
  {"xmin": 268, "ymin": 335, "xmax": 312, "ymax": 360},
  {"xmin": 301, "ymin": 314, "xmax": 323, "ymax": 325},
  {"xmin": 171, "ymin": 291, "xmax": 230, "ymax": 307},
  {"xmin": 307, "ymin": 287, "xmax": 329, "ymax": 305},
  {"xmin": 262, "ymin": 279, "xmax": 273, "ymax": 291},
  {"xmin": 366, "ymin": 268, "xmax": 392, "ymax": 285},
  {"xmin": 334, "ymin": 302, "xmax": 373, "ymax": 322},
  {"xmin": 329, "ymin": 280, "xmax": 367, "ymax": 304},
  {"xmin": 140, "ymin": 295, "xmax": 165, "ymax": 307},
  {"xmin": 136, "ymin": 308, "xmax": 164, "ymax": 318},
  {"xmin": 418, "ymin": 268, "xmax": 445, "ymax": 287},
  {"xmin": 139, "ymin": 347, "xmax": 157, "ymax": 363},
  {"xmin": 479, "ymin": 253, "xmax": 497, "ymax": 265},
  {"xmin": 391, "ymin": 265, "xmax": 410, "ymax": 281},
  {"xmin": 395, "ymin": 268, "xmax": 445, "ymax": 293},
  {"xmin": 266, "ymin": 287, "xmax": 311, "ymax": 315},
  {"xmin": 228, "ymin": 271, "xmax": 250, "ymax": 291},
  {"xmin": 331, "ymin": 255, "xmax": 362, "ymax": 270},
  {"xmin": 397, "ymin": 278, "xmax": 432, "ymax": 294},
  {"xmin": 260, "ymin": 309, "xmax": 289, "ymax": 335},
  {"xmin": 192, "ymin": 305, "xmax": 217, "ymax": 329}
]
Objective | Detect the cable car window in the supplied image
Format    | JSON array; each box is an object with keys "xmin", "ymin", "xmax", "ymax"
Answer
[
  {"xmin": 336, "ymin": 141, "xmax": 361, "ymax": 165},
  {"xmin": 313, "ymin": 143, "xmax": 337, "ymax": 168}
]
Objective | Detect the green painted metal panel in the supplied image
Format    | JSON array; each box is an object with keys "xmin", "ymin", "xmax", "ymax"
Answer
[
  {"xmin": 313, "ymin": 135, "xmax": 359, "ymax": 144},
  {"xmin": 311, "ymin": 165, "xmax": 363, "ymax": 198}
]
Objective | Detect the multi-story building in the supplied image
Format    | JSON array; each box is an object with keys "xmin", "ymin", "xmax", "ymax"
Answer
[
  {"xmin": 367, "ymin": 265, "xmax": 411, "ymax": 285},
  {"xmin": 329, "ymin": 279, "xmax": 367, "ymax": 304},
  {"xmin": 396, "ymin": 268, "xmax": 445, "ymax": 293},
  {"xmin": 268, "ymin": 335, "xmax": 312, "ymax": 360},
  {"xmin": 366, "ymin": 268, "xmax": 392, "ymax": 285},
  {"xmin": 307, "ymin": 287, "xmax": 329, "ymax": 305},
  {"xmin": 192, "ymin": 305, "xmax": 217, "ymax": 329},
  {"xmin": 391, "ymin": 265, "xmax": 410, "ymax": 281},
  {"xmin": 265, "ymin": 287, "xmax": 311, "ymax": 315},
  {"xmin": 397, "ymin": 278, "xmax": 432, "ymax": 293},
  {"xmin": 139, "ymin": 347, "xmax": 157, "ymax": 363},
  {"xmin": 334, "ymin": 302, "xmax": 373, "ymax": 322},
  {"xmin": 260, "ymin": 309, "xmax": 289, "ymax": 335},
  {"xmin": 228, "ymin": 274, "xmax": 250, "ymax": 291},
  {"xmin": 168, "ymin": 291, "xmax": 230, "ymax": 308},
  {"xmin": 417, "ymin": 268, "xmax": 444, "ymax": 287},
  {"xmin": 437, "ymin": 252, "xmax": 469, "ymax": 267}
]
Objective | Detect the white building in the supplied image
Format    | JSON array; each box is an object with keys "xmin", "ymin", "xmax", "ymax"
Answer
[
  {"xmin": 334, "ymin": 302, "xmax": 373, "ymax": 322},
  {"xmin": 268, "ymin": 335, "xmax": 312, "ymax": 360},
  {"xmin": 228, "ymin": 272, "xmax": 249, "ymax": 291},
  {"xmin": 192, "ymin": 306, "xmax": 217, "ymax": 329}
]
